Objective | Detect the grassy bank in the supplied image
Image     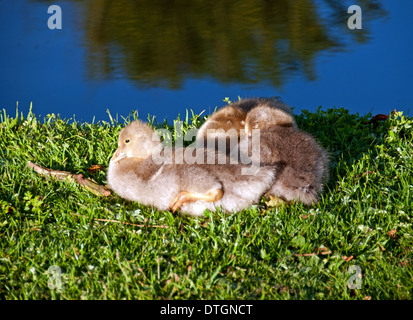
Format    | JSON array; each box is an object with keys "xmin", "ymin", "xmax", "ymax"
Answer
[{"xmin": 0, "ymin": 106, "xmax": 412, "ymax": 299}]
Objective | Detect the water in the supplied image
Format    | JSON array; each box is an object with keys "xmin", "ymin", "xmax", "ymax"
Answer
[{"xmin": 0, "ymin": 0, "xmax": 412, "ymax": 123}]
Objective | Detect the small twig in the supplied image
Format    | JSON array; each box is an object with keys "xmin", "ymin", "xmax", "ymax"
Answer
[
  {"xmin": 27, "ymin": 161, "xmax": 70, "ymax": 179},
  {"xmin": 294, "ymin": 247, "xmax": 332, "ymax": 257},
  {"xmin": 28, "ymin": 161, "xmax": 111, "ymax": 197},
  {"xmin": 343, "ymin": 255, "xmax": 354, "ymax": 262},
  {"xmin": 294, "ymin": 253, "xmax": 316, "ymax": 257},
  {"xmin": 320, "ymin": 250, "xmax": 332, "ymax": 255},
  {"xmin": 69, "ymin": 212, "xmax": 169, "ymax": 229}
]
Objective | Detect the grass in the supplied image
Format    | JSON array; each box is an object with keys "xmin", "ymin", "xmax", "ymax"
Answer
[{"xmin": 0, "ymin": 104, "xmax": 412, "ymax": 300}]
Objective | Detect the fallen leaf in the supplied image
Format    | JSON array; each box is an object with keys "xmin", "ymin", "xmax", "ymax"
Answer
[
  {"xmin": 362, "ymin": 114, "xmax": 389, "ymax": 125},
  {"xmin": 302, "ymin": 213, "xmax": 315, "ymax": 221},
  {"xmin": 264, "ymin": 194, "xmax": 289, "ymax": 207},
  {"xmin": 201, "ymin": 219, "xmax": 210, "ymax": 228},
  {"xmin": 87, "ymin": 164, "xmax": 105, "ymax": 173},
  {"xmin": 370, "ymin": 114, "xmax": 389, "ymax": 122},
  {"xmin": 388, "ymin": 229, "xmax": 397, "ymax": 239}
]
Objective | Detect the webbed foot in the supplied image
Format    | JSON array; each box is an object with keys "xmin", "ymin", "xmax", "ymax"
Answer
[
  {"xmin": 169, "ymin": 189, "xmax": 224, "ymax": 213},
  {"xmin": 264, "ymin": 193, "xmax": 292, "ymax": 207}
]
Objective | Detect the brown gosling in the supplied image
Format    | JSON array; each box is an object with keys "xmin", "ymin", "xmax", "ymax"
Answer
[{"xmin": 244, "ymin": 106, "xmax": 329, "ymax": 206}]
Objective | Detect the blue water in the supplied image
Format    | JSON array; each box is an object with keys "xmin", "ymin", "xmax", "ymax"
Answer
[{"xmin": 0, "ymin": 0, "xmax": 412, "ymax": 123}]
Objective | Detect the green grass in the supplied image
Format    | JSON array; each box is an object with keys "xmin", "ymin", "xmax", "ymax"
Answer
[{"xmin": 0, "ymin": 104, "xmax": 412, "ymax": 300}]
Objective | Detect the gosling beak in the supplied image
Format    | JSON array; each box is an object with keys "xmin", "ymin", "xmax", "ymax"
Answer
[{"xmin": 110, "ymin": 148, "xmax": 127, "ymax": 163}]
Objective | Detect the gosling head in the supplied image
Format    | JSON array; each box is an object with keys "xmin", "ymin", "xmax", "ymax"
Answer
[
  {"xmin": 110, "ymin": 120, "xmax": 162, "ymax": 163},
  {"xmin": 244, "ymin": 105, "xmax": 296, "ymax": 137},
  {"xmin": 214, "ymin": 106, "xmax": 247, "ymax": 130}
]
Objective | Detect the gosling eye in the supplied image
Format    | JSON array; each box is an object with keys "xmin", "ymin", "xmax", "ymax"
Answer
[{"xmin": 125, "ymin": 139, "xmax": 130, "ymax": 144}]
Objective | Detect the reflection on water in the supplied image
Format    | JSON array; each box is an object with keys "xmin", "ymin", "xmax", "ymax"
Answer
[
  {"xmin": 4, "ymin": 0, "xmax": 409, "ymax": 122},
  {"xmin": 78, "ymin": 0, "xmax": 385, "ymax": 88}
]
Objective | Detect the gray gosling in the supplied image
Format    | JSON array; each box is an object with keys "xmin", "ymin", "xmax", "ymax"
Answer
[{"xmin": 107, "ymin": 120, "xmax": 275, "ymax": 217}]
